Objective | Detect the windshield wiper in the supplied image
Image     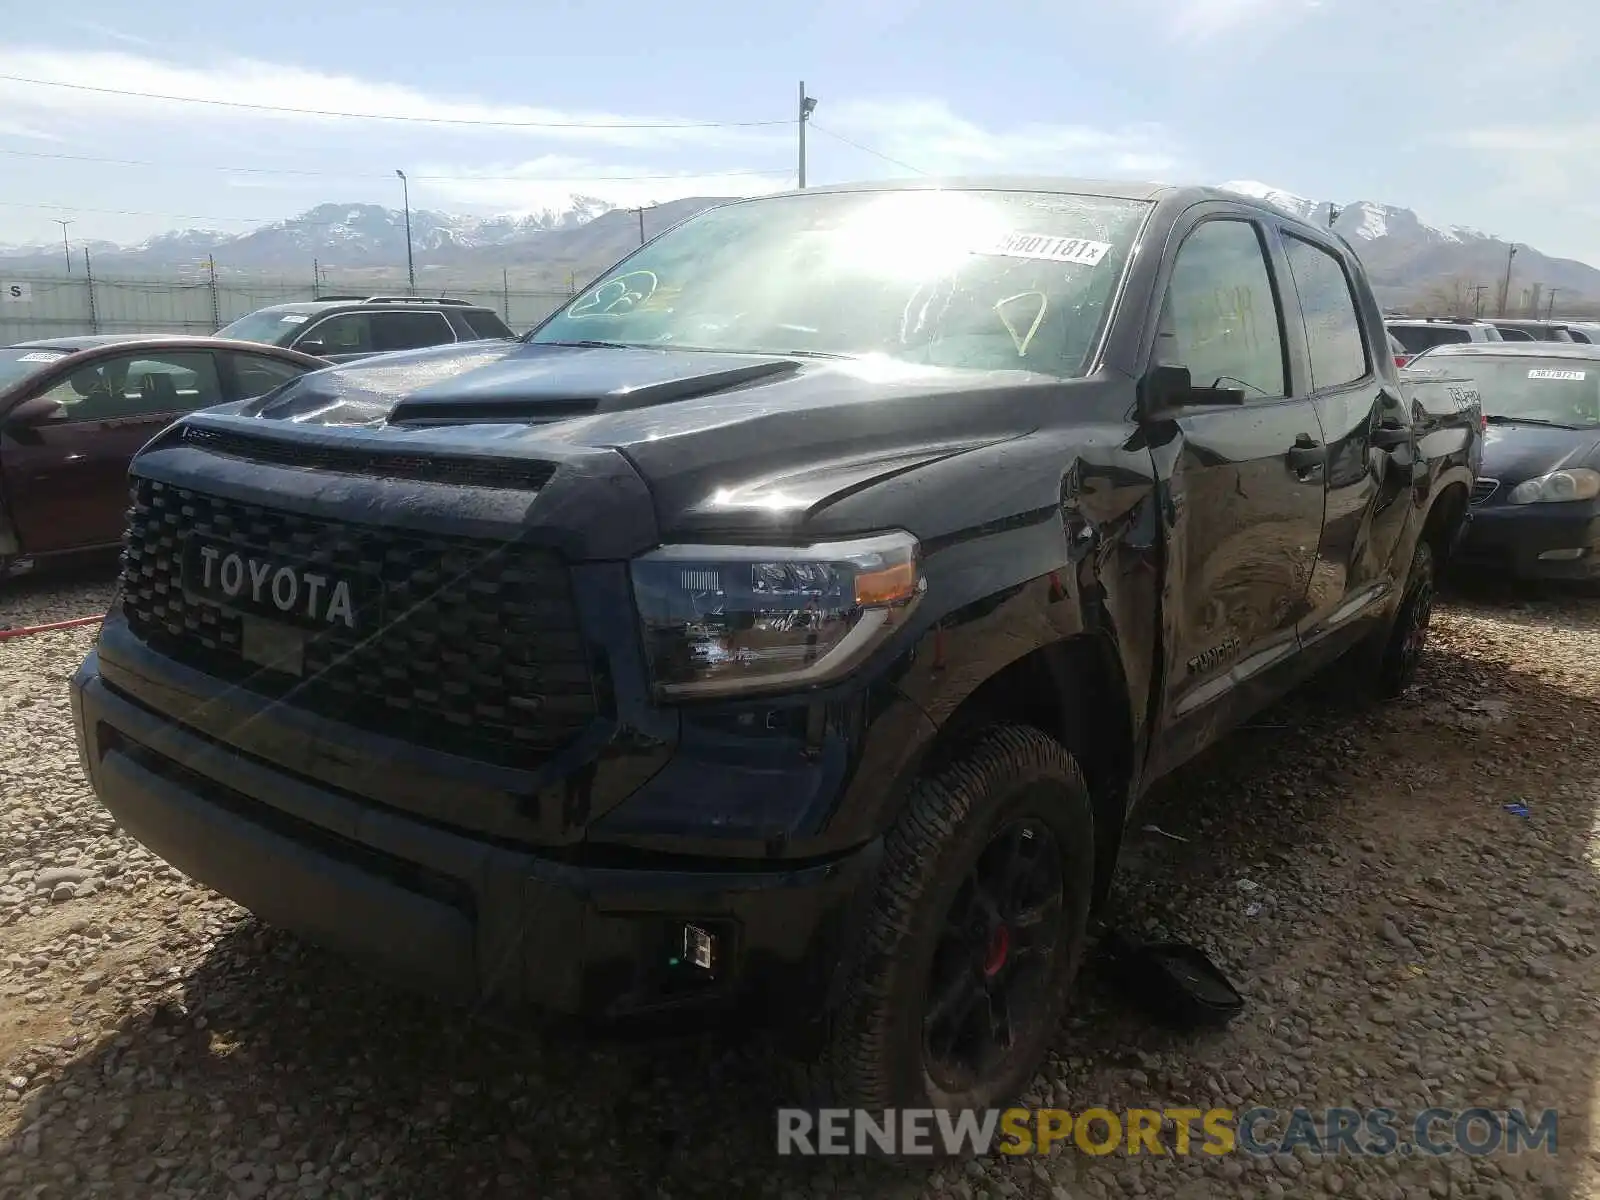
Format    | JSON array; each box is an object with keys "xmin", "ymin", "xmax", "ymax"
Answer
[
  {"xmin": 1484, "ymin": 414, "xmax": 1583, "ymax": 428},
  {"xmin": 530, "ymin": 338, "xmax": 639, "ymax": 350}
]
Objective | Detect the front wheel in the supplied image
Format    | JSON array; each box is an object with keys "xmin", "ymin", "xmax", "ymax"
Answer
[{"xmin": 812, "ymin": 725, "xmax": 1095, "ymax": 1111}]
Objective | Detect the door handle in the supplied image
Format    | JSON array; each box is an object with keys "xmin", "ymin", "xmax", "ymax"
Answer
[
  {"xmin": 1370, "ymin": 422, "xmax": 1410, "ymax": 450},
  {"xmin": 1286, "ymin": 434, "xmax": 1325, "ymax": 472}
]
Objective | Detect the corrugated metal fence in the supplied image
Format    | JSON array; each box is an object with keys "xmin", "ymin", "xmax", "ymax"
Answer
[{"xmin": 0, "ymin": 271, "xmax": 574, "ymax": 343}]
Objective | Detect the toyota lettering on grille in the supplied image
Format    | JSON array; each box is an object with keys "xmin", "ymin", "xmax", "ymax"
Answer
[{"xmin": 181, "ymin": 540, "xmax": 371, "ymax": 630}]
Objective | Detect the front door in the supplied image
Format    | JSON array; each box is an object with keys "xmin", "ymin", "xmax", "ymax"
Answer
[
  {"xmin": 1145, "ymin": 212, "xmax": 1329, "ymax": 774},
  {"xmin": 5, "ymin": 349, "xmax": 224, "ymax": 557}
]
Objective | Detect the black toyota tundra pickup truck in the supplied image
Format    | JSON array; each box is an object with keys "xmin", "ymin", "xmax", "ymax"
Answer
[{"xmin": 70, "ymin": 178, "xmax": 1478, "ymax": 1112}]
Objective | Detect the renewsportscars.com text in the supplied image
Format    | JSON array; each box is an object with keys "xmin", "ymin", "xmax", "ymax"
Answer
[{"xmin": 775, "ymin": 1107, "xmax": 1559, "ymax": 1158}]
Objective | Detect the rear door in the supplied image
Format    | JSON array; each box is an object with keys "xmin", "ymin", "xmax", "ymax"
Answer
[
  {"xmin": 4, "ymin": 349, "xmax": 224, "ymax": 555},
  {"xmin": 1275, "ymin": 227, "xmax": 1411, "ymax": 655},
  {"xmin": 1146, "ymin": 207, "xmax": 1328, "ymax": 772}
]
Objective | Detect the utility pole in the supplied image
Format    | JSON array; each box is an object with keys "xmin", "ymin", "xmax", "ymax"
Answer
[
  {"xmin": 797, "ymin": 82, "xmax": 817, "ymax": 188},
  {"xmin": 83, "ymin": 247, "xmax": 98, "ymax": 333},
  {"xmin": 1470, "ymin": 283, "xmax": 1488, "ymax": 318},
  {"xmin": 206, "ymin": 254, "xmax": 220, "ymax": 331},
  {"xmin": 1498, "ymin": 243, "xmax": 1518, "ymax": 317},
  {"xmin": 53, "ymin": 219, "xmax": 72, "ymax": 274},
  {"xmin": 1547, "ymin": 288, "xmax": 1560, "ymax": 319},
  {"xmin": 628, "ymin": 206, "xmax": 647, "ymax": 245},
  {"xmin": 395, "ymin": 169, "xmax": 415, "ymax": 293},
  {"xmin": 312, "ymin": 257, "xmax": 321, "ymax": 299}
]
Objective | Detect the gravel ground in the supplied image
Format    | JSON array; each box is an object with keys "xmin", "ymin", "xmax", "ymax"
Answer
[{"xmin": 2, "ymin": 569, "xmax": 1599, "ymax": 1199}]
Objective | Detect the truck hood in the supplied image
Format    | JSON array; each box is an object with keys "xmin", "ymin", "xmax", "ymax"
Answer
[
  {"xmin": 1480, "ymin": 421, "xmax": 1600, "ymax": 487},
  {"xmin": 233, "ymin": 339, "xmax": 1069, "ymax": 541}
]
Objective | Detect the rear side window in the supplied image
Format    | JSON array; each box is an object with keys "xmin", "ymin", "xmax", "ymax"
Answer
[
  {"xmin": 1497, "ymin": 327, "xmax": 1533, "ymax": 341},
  {"xmin": 1155, "ymin": 218, "xmax": 1286, "ymax": 401},
  {"xmin": 369, "ymin": 311, "xmax": 456, "ymax": 352},
  {"xmin": 1283, "ymin": 235, "xmax": 1368, "ymax": 389},
  {"xmin": 1389, "ymin": 325, "xmax": 1469, "ymax": 353},
  {"xmin": 461, "ymin": 309, "xmax": 514, "ymax": 339}
]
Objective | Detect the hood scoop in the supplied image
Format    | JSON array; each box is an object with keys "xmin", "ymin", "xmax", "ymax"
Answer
[{"xmin": 387, "ymin": 353, "xmax": 801, "ymax": 426}]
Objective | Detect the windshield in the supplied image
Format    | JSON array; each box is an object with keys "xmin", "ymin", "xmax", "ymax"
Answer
[
  {"xmin": 215, "ymin": 309, "xmax": 312, "ymax": 347},
  {"xmin": 1431, "ymin": 354, "xmax": 1600, "ymax": 427},
  {"xmin": 0, "ymin": 347, "xmax": 72, "ymax": 391},
  {"xmin": 528, "ymin": 189, "xmax": 1151, "ymax": 378}
]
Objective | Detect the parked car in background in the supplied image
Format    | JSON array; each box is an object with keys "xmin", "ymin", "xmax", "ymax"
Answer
[
  {"xmin": 1387, "ymin": 317, "xmax": 1504, "ymax": 355},
  {"xmin": 1484, "ymin": 319, "xmax": 1575, "ymax": 343},
  {"xmin": 73, "ymin": 178, "xmax": 1478, "ymax": 1113},
  {"xmin": 214, "ymin": 296, "xmax": 517, "ymax": 363},
  {"xmin": 1560, "ymin": 321, "xmax": 1600, "ymax": 345},
  {"xmin": 1411, "ymin": 340, "xmax": 1600, "ymax": 580},
  {"xmin": 0, "ymin": 335, "xmax": 327, "ymax": 581}
]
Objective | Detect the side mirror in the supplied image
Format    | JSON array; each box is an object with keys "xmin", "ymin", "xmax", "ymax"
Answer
[
  {"xmin": 1139, "ymin": 364, "xmax": 1247, "ymax": 416},
  {"xmin": 295, "ymin": 339, "xmax": 328, "ymax": 357},
  {"xmin": 4, "ymin": 393, "xmax": 68, "ymax": 429}
]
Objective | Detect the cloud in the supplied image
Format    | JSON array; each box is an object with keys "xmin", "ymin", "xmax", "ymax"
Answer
[
  {"xmin": 0, "ymin": 47, "xmax": 788, "ymax": 153},
  {"xmin": 68, "ymin": 20, "xmax": 159, "ymax": 49},
  {"xmin": 821, "ymin": 98, "xmax": 1183, "ymax": 179},
  {"xmin": 411, "ymin": 155, "xmax": 794, "ymax": 213},
  {"xmin": 1446, "ymin": 121, "xmax": 1600, "ymax": 219},
  {"xmin": 1158, "ymin": 0, "xmax": 1324, "ymax": 39}
]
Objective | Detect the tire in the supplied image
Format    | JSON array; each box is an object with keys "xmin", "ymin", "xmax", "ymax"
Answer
[
  {"xmin": 810, "ymin": 724, "xmax": 1095, "ymax": 1112},
  {"xmin": 1370, "ymin": 537, "xmax": 1436, "ymax": 699}
]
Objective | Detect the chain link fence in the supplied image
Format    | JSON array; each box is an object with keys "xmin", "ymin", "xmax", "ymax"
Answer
[{"xmin": 0, "ymin": 270, "xmax": 574, "ymax": 343}]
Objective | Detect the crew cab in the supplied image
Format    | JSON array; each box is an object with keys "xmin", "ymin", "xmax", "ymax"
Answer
[{"xmin": 71, "ymin": 179, "xmax": 1477, "ymax": 1113}]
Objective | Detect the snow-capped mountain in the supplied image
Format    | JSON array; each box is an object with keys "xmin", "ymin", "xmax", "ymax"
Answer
[
  {"xmin": 4, "ymin": 183, "xmax": 1600, "ymax": 309},
  {"xmin": 0, "ymin": 194, "xmax": 726, "ymax": 278},
  {"xmin": 1217, "ymin": 180, "xmax": 1600, "ymax": 308}
]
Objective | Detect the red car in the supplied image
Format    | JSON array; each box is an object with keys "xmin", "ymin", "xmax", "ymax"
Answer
[{"xmin": 0, "ymin": 335, "xmax": 328, "ymax": 580}]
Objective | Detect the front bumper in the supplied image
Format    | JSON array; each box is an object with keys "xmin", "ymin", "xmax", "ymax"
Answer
[
  {"xmin": 1454, "ymin": 500, "xmax": 1600, "ymax": 580},
  {"xmin": 71, "ymin": 649, "xmax": 883, "ymax": 1031}
]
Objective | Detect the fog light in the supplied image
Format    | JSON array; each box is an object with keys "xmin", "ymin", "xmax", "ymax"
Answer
[
  {"xmin": 682, "ymin": 924, "xmax": 717, "ymax": 971},
  {"xmin": 1537, "ymin": 548, "xmax": 1587, "ymax": 562}
]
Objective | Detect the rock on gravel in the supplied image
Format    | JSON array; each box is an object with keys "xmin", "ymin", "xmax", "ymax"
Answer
[{"xmin": 3, "ymin": 573, "xmax": 1600, "ymax": 1199}]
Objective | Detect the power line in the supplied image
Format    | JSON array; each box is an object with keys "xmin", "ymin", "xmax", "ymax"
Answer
[
  {"xmin": 0, "ymin": 146, "xmax": 793, "ymax": 183},
  {"xmin": 0, "ymin": 74, "xmax": 788, "ymax": 130},
  {"xmin": 807, "ymin": 123, "xmax": 927, "ymax": 176}
]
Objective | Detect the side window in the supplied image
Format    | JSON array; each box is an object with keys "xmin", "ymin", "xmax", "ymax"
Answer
[
  {"xmin": 230, "ymin": 353, "xmax": 311, "ymax": 400},
  {"xmin": 1283, "ymin": 235, "xmax": 1368, "ymax": 389},
  {"xmin": 297, "ymin": 313, "xmax": 372, "ymax": 355},
  {"xmin": 461, "ymin": 309, "xmax": 515, "ymax": 339},
  {"xmin": 369, "ymin": 311, "xmax": 456, "ymax": 352},
  {"xmin": 1155, "ymin": 219, "xmax": 1286, "ymax": 400},
  {"xmin": 1498, "ymin": 327, "xmax": 1532, "ymax": 341},
  {"xmin": 33, "ymin": 352, "xmax": 222, "ymax": 422}
]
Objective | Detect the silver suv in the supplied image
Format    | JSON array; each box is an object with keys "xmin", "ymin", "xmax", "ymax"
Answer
[{"xmin": 1386, "ymin": 317, "xmax": 1505, "ymax": 356}]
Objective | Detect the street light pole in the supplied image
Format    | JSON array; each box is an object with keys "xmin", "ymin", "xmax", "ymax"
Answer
[
  {"xmin": 53, "ymin": 219, "xmax": 72, "ymax": 274},
  {"xmin": 797, "ymin": 83, "xmax": 817, "ymax": 188},
  {"xmin": 395, "ymin": 169, "xmax": 415, "ymax": 293}
]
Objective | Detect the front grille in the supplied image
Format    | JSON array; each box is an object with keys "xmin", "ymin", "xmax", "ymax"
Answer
[
  {"xmin": 118, "ymin": 477, "xmax": 597, "ymax": 768},
  {"xmin": 1471, "ymin": 478, "xmax": 1499, "ymax": 505},
  {"xmin": 179, "ymin": 426, "xmax": 557, "ymax": 492}
]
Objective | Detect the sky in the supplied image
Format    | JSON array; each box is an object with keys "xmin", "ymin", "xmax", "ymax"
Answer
[{"xmin": 1, "ymin": 0, "xmax": 1596, "ymax": 262}]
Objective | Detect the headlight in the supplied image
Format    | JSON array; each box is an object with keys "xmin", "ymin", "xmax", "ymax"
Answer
[
  {"xmin": 630, "ymin": 530, "xmax": 924, "ymax": 699},
  {"xmin": 1507, "ymin": 468, "xmax": 1600, "ymax": 505}
]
